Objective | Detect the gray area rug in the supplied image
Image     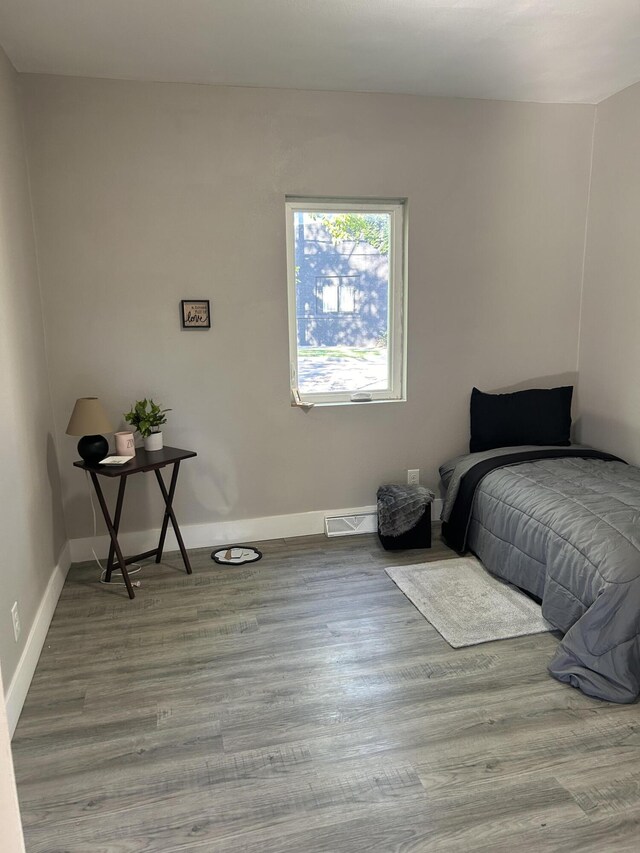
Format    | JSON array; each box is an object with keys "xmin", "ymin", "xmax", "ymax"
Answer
[{"xmin": 385, "ymin": 557, "xmax": 553, "ymax": 648}]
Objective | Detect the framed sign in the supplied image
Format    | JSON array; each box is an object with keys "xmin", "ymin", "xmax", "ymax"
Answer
[{"xmin": 181, "ymin": 300, "xmax": 211, "ymax": 330}]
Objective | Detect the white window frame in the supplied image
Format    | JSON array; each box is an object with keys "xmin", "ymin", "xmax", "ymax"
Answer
[{"xmin": 286, "ymin": 198, "xmax": 407, "ymax": 406}]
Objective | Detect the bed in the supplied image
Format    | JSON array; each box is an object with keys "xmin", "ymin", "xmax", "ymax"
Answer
[{"xmin": 439, "ymin": 444, "xmax": 640, "ymax": 703}]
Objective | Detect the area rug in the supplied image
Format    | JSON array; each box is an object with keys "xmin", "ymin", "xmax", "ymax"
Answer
[{"xmin": 385, "ymin": 557, "xmax": 553, "ymax": 648}]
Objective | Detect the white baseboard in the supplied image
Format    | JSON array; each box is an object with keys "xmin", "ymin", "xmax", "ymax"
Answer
[
  {"xmin": 69, "ymin": 498, "xmax": 443, "ymax": 563},
  {"xmin": 5, "ymin": 542, "xmax": 71, "ymax": 738}
]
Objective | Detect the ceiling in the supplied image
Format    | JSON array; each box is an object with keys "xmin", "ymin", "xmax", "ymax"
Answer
[{"xmin": 1, "ymin": 0, "xmax": 639, "ymax": 104}]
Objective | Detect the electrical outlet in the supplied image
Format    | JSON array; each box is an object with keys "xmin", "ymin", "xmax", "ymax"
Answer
[
  {"xmin": 11, "ymin": 602, "xmax": 20, "ymax": 642},
  {"xmin": 407, "ymin": 469, "xmax": 420, "ymax": 485}
]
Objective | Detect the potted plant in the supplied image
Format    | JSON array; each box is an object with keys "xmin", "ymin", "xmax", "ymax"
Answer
[{"xmin": 124, "ymin": 399, "xmax": 171, "ymax": 451}]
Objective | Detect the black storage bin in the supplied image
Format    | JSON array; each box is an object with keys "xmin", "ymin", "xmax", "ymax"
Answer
[{"xmin": 377, "ymin": 487, "xmax": 432, "ymax": 551}]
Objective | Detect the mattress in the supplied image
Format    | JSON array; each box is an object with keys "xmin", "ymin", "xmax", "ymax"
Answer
[{"xmin": 440, "ymin": 446, "xmax": 640, "ymax": 703}]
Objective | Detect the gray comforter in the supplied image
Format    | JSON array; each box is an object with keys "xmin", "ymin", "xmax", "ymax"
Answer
[{"xmin": 440, "ymin": 447, "xmax": 640, "ymax": 703}]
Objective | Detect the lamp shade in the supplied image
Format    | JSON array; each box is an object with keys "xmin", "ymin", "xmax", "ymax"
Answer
[{"xmin": 66, "ymin": 397, "xmax": 114, "ymax": 436}]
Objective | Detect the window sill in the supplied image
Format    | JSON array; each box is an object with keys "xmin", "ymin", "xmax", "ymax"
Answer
[{"xmin": 292, "ymin": 397, "xmax": 407, "ymax": 409}]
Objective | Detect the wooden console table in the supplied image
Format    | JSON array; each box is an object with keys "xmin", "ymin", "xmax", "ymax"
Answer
[{"xmin": 74, "ymin": 446, "xmax": 197, "ymax": 599}]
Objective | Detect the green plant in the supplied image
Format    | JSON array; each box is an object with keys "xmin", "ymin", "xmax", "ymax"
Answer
[
  {"xmin": 124, "ymin": 399, "xmax": 171, "ymax": 438},
  {"xmin": 311, "ymin": 212, "xmax": 390, "ymax": 254}
]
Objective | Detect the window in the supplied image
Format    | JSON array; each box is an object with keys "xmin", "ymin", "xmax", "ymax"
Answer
[
  {"xmin": 286, "ymin": 198, "xmax": 407, "ymax": 405},
  {"xmin": 316, "ymin": 276, "xmax": 359, "ymax": 314}
]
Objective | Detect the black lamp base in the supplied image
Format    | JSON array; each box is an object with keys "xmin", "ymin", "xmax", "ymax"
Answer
[{"xmin": 78, "ymin": 434, "xmax": 109, "ymax": 465}]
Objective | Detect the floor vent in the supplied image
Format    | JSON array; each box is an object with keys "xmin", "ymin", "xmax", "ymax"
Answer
[{"xmin": 325, "ymin": 512, "xmax": 377, "ymax": 537}]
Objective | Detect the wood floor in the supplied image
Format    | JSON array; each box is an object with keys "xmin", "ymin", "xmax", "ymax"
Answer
[{"xmin": 11, "ymin": 531, "xmax": 640, "ymax": 852}]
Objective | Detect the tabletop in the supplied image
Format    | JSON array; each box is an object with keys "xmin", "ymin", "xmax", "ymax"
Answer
[{"xmin": 73, "ymin": 445, "xmax": 197, "ymax": 477}]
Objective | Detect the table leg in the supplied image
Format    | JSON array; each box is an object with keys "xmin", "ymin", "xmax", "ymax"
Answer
[
  {"xmin": 105, "ymin": 476, "xmax": 127, "ymax": 582},
  {"xmin": 154, "ymin": 462, "xmax": 192, "ymax": 574},
  {"xmin": 89, "ymin": 472, "xmax": 136, "ymax": 599},
  {"xmin": 154, "ymin": 464, "xmax": 176, "ymax": 564}
]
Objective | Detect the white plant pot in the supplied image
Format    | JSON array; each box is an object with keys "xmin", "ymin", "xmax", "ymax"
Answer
[{"xmin": 144, "ymin": 431, "xmax": 163, "ymax": 452}]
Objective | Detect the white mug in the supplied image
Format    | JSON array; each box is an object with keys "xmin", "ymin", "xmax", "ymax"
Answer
[{"xmin": 114, "ymin": 431, "xmax": 136, "ymax": 457}]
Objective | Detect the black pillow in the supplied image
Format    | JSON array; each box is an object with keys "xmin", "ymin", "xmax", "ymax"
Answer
[{"xmin": 470, "ymin": 386, "xmax": 573, "ymax": 453}]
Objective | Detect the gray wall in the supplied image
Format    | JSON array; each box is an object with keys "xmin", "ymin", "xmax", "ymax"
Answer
[
  {"xmin": 0, "ymin": 666, "xmax": 25, "ymax": 850},
  {"xmin": 577, "ymin": 82, "xmax": 640, "ymax": 462},
  {"xmin": 20, "ymin": 74, "xmax": 595, "ymax": 540},
  {"xmin": 0, "ymin": 50, "xmax": 66, "ymax": 690}
]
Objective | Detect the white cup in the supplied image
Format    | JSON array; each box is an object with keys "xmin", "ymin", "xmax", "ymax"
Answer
[{"xmin": 114, "ymin": 431, "xmax": 136, "ymax": 457}]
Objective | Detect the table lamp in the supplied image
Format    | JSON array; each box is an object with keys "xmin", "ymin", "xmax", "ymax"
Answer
[{"xmin": 66, "ymin": 397, "xmax": 114, "ymax": 464}]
